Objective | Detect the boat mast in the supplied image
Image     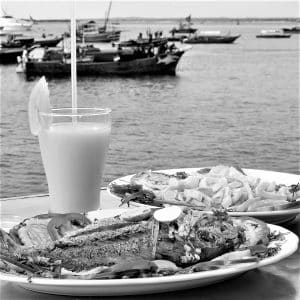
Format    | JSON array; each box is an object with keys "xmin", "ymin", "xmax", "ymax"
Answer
[
  {"xmin": 1, "ymin": 7, "xmax": 8, "ymax": 16},
  {"xmin": 186, "ymin": 14, "xmax": 192, "ymax": 28},
  {"xmin": 104, "ymin": 0, "xmax": 112, "ymax": 30}
]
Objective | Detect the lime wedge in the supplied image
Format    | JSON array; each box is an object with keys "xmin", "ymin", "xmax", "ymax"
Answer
[{"xmin": 28, "ymin": 76, "xmax": 51, "ymax": 135}]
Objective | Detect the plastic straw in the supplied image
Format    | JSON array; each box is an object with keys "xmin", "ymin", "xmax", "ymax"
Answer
[{"xmin": 71, "ymin": 0, "xmax": 77, "ymax": 114}]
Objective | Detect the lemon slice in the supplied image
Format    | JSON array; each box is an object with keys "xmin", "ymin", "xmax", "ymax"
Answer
[
  {"xmin": 153, "ymin": 206, "xmax": 182, "ymax": 223},
  {"xmin": 28, "ymin": 76, "xmax": 51, "ymax": 135}
]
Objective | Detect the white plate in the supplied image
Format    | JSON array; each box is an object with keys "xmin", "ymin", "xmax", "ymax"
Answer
[
  {"xmin": 0, "ymin": 209, "xmax": 298, "ymax": 296},
  {"xmin": 108, "ymin": 168, "xmax": 300, "ymax": 224}
]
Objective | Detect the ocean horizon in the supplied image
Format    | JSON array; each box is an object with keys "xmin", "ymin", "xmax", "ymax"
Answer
[{"xmin": 33, "ymin": 17, "xmax": 300, "ymax": 23}]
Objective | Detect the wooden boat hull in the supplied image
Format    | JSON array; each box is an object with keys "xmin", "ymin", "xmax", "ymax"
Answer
[
  {"xmin": 167, "ymin": 36, "xmax": 186, "ymax": 42},
  {"xmin": 170, "ymin": 28, "xmax": 197, "ymax": 34},
  {"xmin": 79, "ymin": 31, "xmax": 121, "ymax": 43},
  {"xmin": 119, "ymin": 38, "xmax": 168, "ymax": 47},
  {"xmin": 1, "ymin": 37, "xmax": 34, "ymax": 48},
  {"xmin": 282, "ymin": 28, "xmax": 300, "ymax": 34},
  {"xmin": 25, "ymin": 52, "xmax": 184, "ymax": 78},
  {"xmin": 33, "ymin": 37, "xmax": 63, "ymax": 47},
  {"xmin": 0, "ymin": 31, "xmax": 23, "ymax": 37},
  {"xmin": 256, "ymin": 34, "xmax": 291, "ymax": 38},
  {"xmin": 184, "ymin": 35, "xmax": 240, "ymax": 44},
  {"xmin": 1, "ymin": 37, "xmax": 62, "ymax": 49},
  {"xmin": 0, "ymin": 48, "xmax": 23, "ymax": 64}
]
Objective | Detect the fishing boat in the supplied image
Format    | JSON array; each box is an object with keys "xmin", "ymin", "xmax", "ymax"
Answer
[
  {"xmin": 256, "ymin": 30, "xmax": 291, "ymax": 38},
  {"xmin": 77, "ymin": 20, "xmax": 121, "ymax": 42},
  {"xmin": 118, "ymin": 35, "xmax": 168, "ymax": 48},
  {"xmin": 282, "ymin": 25, "xmax": 300, "ymax": 34},
  {"xmin": 1, "ymin": 35, "xmax": 62, "ymax": 48},
  {"xmin": 1, "ymin": 35, "xmax": 34, "ymax": 48},
  {"xmin": 0, "ymin": 47, "xmax": 23, "ymax": 63},
  {"xmin": 0, "ymin": 29, "xmax": 23, "ymax": 37},
  {"xmin": 167, "ymin": 36, "xmax": 185, "ymax": 42},
  {"xmin": 0, "ymin": 11, "xmax": 33, "ymax": 32},
  {"xmin": 0, "ymin": 35, "xmax": 63, "ymax": 63},
  {"xmin": 170, "ymin": 15, "xmax": 197, "ymax": 35},
  {"xmin": 77, "ymin": 1, "xmax": 121, "ymax": 43},
  {"xmin": 33, "ymin": 36, "xmax": 63, "ymax": 47},
  {"xmin": 183, "ymin": 31, "xmax": 241, "ymax": 44},
  {"xmin": 22, "ymin": 42, "xmax": 186, "ymax": 77}
]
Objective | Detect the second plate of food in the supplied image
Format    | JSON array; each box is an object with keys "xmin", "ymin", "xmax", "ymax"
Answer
[{"xmin": 108, "ymin": 165, "xmax": 300, "ymax": 224}]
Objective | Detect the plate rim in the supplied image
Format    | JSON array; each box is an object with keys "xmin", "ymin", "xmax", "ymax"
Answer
[{"xmin": 107, "ymin": 167, "xmax": 300, "ymax": 216}]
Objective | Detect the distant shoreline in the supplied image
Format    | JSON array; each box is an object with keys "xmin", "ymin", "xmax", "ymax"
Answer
[{"xmin": 33, "ymin": 17, "xmax": 300, "ymax": 23}]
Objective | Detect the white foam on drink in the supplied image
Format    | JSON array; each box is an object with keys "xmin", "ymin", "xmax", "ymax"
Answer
[{"xmin": 47, "ymin": 122, "xmax": 111, "ymax": 134}]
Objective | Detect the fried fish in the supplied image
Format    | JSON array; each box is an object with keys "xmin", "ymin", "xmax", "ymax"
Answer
[{"xmin": 0, "ymin": 207, "xmax": 270, "ymax": 277}]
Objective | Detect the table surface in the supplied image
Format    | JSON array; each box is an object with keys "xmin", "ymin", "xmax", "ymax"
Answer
[{"xmin": 0, "ymin": 190, "xmax": 299, "ymax": 300}]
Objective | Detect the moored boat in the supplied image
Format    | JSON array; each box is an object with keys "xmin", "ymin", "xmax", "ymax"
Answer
[
  {"xmin": 33, "ymin": 36, "xmax": 63, "ymax": 47},
  {"xmin": 167, "ymin": 36, "xmax": 185, "ymax": 42},
  {"xmin": 256, "ymin": 30, "xmax": 291, "ymax": 38},
  {"xmin": 1, "ymin": 35, "xmax": 34, "ymax": 48},
  {"xmin": 170, "ymin": 15, "xmax": 197, "ymax": 35},
  {"xmin": 25, "ymin": 53, "xmax": 184, "ymax": 78},
  {"xmin": 0, "ymin": 35, "xmax": 63, "ymax": 63},
  {"xmin": 1, "ymin": 35, "xmax": 62, "ymax": 48},
  {"xmin": 77, "ymin": 1, "xmax": 121, "ymax": 43},
  {"xmin": 0, "ymin": 47, "xmax": 23, "ymax": 63},
  {"xmin": 0, "ymin": 29, "xmax": 23, "ymax": 37},
  {"xmin": 183, "ymin": 31, "xmax": 240, "ymax": 44},
  {"xmin": 22, "ymin": 41, "xmax": 187, "ymax": 77},
  {"xmin": 0, "ymin": 11, "xmax": 33, "ymax": 32},
  {"xmin": 282, "ymin": 26, "xmax": 300, "ymax": 34},
  {"xmin": 118, "ymin": 37, "xmax": 168, "ymax": 48},
  {"xmin": 77, "ymin": 22, "xmax": 121, "ymax": 43},
  {"xmin": 168, "ymin": 15, "xmax": 197, "ymax": 42}
]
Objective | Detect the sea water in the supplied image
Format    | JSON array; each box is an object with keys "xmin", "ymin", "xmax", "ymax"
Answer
[
  {"xmin": 39, "ymin": 122, "xmax": 110, "ymax": 213},
  {"xmin": 1, "ymin": 20, "xmax": 299, "ymax": 198}
]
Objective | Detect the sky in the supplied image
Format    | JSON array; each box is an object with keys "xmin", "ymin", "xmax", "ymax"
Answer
[{"xmin": 1, "ymin": 0, "xmax": 299, "ymax": 19}]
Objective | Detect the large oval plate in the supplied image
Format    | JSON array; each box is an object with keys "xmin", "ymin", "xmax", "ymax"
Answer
[
  {"xmin": 0, "ymin": 209, "xmax": 298, "ymax": 296},
  {"xmin": 108, "ymin": 168, "xmax": 300, "ymax": 224}
]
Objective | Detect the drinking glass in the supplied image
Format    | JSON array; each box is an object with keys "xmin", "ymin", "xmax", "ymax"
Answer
[{"xmin": 38, "ymin": 108, "xmax": 111, "ymax": 213}]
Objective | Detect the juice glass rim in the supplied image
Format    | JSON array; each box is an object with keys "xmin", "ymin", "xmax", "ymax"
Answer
[{"xmin": 39, "ymin": 107, "xmax": 112, "ymax": 117}]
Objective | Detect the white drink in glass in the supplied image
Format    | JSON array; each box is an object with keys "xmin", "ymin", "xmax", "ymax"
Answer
[{"xmin": 38, "ymin": 108, "xmax": 111, "ymax": 213}]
